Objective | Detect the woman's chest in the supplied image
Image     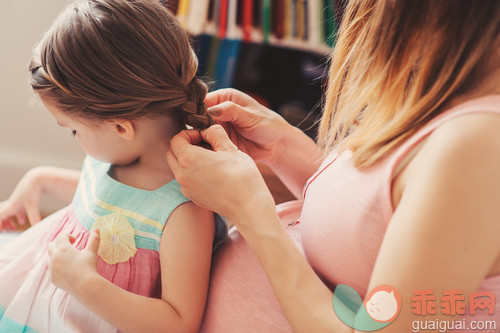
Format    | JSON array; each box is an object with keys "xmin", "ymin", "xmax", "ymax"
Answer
[{"xmin": 298, "ymin": 152, "xmax": 393, "ymax": 296}]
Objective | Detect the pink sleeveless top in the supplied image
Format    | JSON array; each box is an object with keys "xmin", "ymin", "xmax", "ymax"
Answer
[{"xmin": 200, "ymin": 95, "xmax": 500, "ymax": 332}]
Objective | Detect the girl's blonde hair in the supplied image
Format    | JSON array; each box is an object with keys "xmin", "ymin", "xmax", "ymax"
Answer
[
  {"xmin": 320, "ymin": 0, "xmax": 500, "ymax": 168},
  {"xmin": 29, "ymin": 0, "xmax": 212, "ymax": 129}
]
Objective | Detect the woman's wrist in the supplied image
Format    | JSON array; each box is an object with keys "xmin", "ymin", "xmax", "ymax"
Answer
[{"xmin": 235, "ymin": 190, "xmax": 280, "ymax": 236}]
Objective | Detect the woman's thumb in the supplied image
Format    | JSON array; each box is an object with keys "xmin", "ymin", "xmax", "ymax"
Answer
[
  {"xmin": 208, "ymin": 101, "xmax": 250, "ymax": 125},
  {"xmin": 201, "ymin": 125, "xmax": 238, "ymax": 152},
  {"xmin": 86, "ymin": 229, "xmax": 101, "ymax": 254}
]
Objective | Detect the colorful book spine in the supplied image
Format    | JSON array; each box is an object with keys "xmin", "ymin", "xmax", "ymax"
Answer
[
  {"xmin": 226, "ymin": 0, "xmax": 239, "ymax": 39},
  {"xmin": 323, "ymin": 0, "xmax": 335, "ymax": 47},
  {"xmin": 302, "ymin": 0, "xmax": 308, "ymax": 41},
  {"xmin": 273, "ymin": 0, "xmax": 285, "ymax": 40},
  {"xmin": 186, "ymin": 0, "xmax": 210, "ymax": 35},
  {"xmin": 263, "ymin": 0, "xmax": 271, "ymax": 43},
  {"xmin": 217, "ymin": 0, "xmax": 229, "ymax": 38},
  {"xmin": 176, "ymin": 0, "xmax": 190, "ymax": 27},
  {"xmin": 297, "ymin": 0, "xmax": 304, "ymax": 40},
  {"xmin": 308, "ymin": 0, "xmax": 320, "ymax": 46},
  {"xmin": 284, "ymin": 0, "xmax": 292, "ymax": 40},
  {"xmin": 242, "ymin": 0, "xmax": 253, "ymax": 41}
]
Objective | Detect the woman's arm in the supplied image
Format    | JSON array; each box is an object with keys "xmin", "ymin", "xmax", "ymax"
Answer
[
  {"xmin": 167, "ymin": 114, "xmax": 500, "ymax": 332},
  {"xmin": 365, "ymin": 113, "xmax": 500, "ymax": 332},
  {"xmin": 0, "ymin": 166, "xmax": 80, "ymax": 228},
  {"xmin": 48, "ymin": 202, "xmax": 214, "ymax": 333},
  {"xmin": 205, "ymin": 88, "xmax": 322, "ymax": 198}
]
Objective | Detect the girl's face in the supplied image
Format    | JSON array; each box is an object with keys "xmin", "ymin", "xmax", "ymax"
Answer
[{"xmin": 42, "ymin": 97, "xmax": 141, "ymax": 166}]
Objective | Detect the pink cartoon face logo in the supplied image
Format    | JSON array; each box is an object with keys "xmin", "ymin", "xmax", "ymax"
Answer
[{"xmin": 364, "ymin": 285, "xmax": 402, "ymax": 323}]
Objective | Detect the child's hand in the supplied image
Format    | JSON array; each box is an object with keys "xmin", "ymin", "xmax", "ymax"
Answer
[
  {"xmin": 47, "ymin": 230, "xmax": 100, "ymax": 295},
  {"xmin": 0, "ymin": 168, "xmax": 45, "ymax": 231}
]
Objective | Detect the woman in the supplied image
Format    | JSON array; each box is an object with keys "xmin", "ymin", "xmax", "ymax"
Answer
[{"xmin": 46, "ymin": 0, "xmax": 500, "ymax": 332}]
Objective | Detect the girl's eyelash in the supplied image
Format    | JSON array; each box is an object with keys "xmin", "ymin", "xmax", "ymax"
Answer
[{"xmin": 71, "ymin": 130, "xmax": 77, "ymax": 137}]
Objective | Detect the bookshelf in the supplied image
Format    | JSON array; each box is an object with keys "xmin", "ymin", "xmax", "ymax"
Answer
[
  {"xmin": 164, "ymin": 0, "xmax": 346, "ymax": 139},
  {"xmin": 165, "ymin": 0, "xmax": 346, "ymax": 203}
]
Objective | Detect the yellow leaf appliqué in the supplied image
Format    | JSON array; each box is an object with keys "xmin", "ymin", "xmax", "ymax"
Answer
[{"xmin": 92, "ymin": 214, "xmax": 137, "ymax": 264}]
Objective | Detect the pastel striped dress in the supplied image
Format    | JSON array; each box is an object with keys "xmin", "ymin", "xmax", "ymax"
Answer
[{"xmin": 0, "ymin": 155, "xmax": 223, "ymax": 332}]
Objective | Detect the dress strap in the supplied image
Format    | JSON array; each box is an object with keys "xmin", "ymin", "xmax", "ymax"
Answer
[{"xmin": 386, "ymin": 94, "xmax": 500, "ymax": 181}]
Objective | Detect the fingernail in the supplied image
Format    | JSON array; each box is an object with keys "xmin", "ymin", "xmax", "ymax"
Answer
[{"xmin": 208, "ymin": 107, "xmax": 221, "ymax": 117}]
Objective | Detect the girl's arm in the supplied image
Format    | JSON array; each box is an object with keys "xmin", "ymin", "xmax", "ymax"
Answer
[
  {"xmin": 48, "ymin": 202, "xmax": 214, "ymax": 333},
  {"xmin": 168, "ymin": 114, "xmax": 500, "ymax": 332},
  {"xmin": 205, "ymin": 88, "xmax": 322, "ymax": 198},
  {"xmin": 0, "ymin": 166, "xmax": 80, "ymax": 228}
]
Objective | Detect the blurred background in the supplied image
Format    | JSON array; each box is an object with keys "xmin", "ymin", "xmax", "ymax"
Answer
[{"xmin": 0, "ymin": 1, "xmax": 84, "ymax": 214}]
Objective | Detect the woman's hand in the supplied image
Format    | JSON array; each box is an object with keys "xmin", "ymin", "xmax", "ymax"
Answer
[
  {"xmin": 205, "ymin": 88, "xmax": 322, "ymax": 198},
  {"xmin": 205, "ymin": 88, "xmax": 296, "ymax": 166},
  {"xmin": 47, "ymin": 230, "xmax": 101, "ymax": 295},
  {"xmin": 0, "ymin": 168, "xmax": 45, "ymax": 230},
  {"xmin": 167, "ymin": 125, "xmax": 276, "ymax": 226}
]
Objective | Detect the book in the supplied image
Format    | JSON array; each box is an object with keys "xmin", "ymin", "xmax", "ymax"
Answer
[
  {"xmin": 272, "ymin": 0, "xmax": 285, "ymax": 40},
  {"xmin": 186, "ymin": 0, "xmax": 210, "ymax": 35},
  {"xmin": 217, "ymin": 0, "xmax": 229, "ymax": 38},
  {"xmin": 323, "ymin": 0, "xmax": 335, "ymax": 47},
  {"xmin": 242, "ymin": 0, "xmax": 253, "ymax": 41},
  {"xmin": 263, "ymin": 0, "xmax": 271, "ymax": 42},
  {"xmin": 176, "ymin": 0, "xmax": 190, "ymax": 27},
  {"xmin": 308, "ymin": 0, "xmax": 321, "ymax": 46}
]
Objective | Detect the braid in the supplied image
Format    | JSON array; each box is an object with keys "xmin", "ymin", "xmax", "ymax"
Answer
[{"xmin": 181, "ymin": 78, "xmax": 213, "ymax": 130}]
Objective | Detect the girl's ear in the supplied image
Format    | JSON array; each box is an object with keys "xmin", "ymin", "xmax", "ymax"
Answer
[{"xmin": 110, "ymin": 120, "xmax": 136, "ymax": 141}]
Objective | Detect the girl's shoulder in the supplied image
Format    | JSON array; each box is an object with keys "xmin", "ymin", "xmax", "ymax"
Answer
[{"xmin": 74, "ymin": 156, "xmax": 191, "ymax": 252}]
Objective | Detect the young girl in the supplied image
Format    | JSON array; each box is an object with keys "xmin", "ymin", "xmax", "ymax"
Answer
[{"xmin": 0, "ymin": 0, "xmax": 226, "ymax": 332}]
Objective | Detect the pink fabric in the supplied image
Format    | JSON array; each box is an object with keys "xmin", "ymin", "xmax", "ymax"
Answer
[
  {"xmin": 200, "ymin": 95, "xmax": 500, "ymax": 332},
  {"xmin": 0, "ymin": 206, "xmax": 161, "ymax": 332}
]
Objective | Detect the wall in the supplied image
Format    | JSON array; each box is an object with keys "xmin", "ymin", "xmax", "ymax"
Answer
[{"xmin": 0, "ymin": 1, "xmax": 85, "ymax": 213}]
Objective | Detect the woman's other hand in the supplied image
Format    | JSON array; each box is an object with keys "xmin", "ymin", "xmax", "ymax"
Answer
[
  {"xmin": 167, "ymin": 125, "xmax": 276, "ymax": 226},
  {"xmin": 205, "ymin": 88, "xmax": 294, "ymax": 166},
  {"xmin": 47, "ymin": 230, "xmax": 100, "ymax": 295},
  {"xmin": 205, "ymin": 89, "xmax": 322, "ymax": 198}
]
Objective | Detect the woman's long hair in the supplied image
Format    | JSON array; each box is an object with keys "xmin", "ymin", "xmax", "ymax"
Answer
[
  {"xmin": 319, "ymin": 0, "xmax": 500, "ymax": 168},
  {"xmin": 29, "ymin": 0, "xmax": 212, "ymax": 130}
]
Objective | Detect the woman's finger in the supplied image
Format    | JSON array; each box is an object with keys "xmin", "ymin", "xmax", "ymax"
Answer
[
  {"xmin": 205, "ymin": 88, "xmax": 241, "ymax": 108},
  {"xmin": 207, "ymin": 101, "xmax": 244, "ymax": 123},
  {"xmin": 201, "ymin": 125, "xmax": 238, "ymax": 152},
  {"xmin": 169, "ymin": 129, "xmax": 203, "ymax": 157}
]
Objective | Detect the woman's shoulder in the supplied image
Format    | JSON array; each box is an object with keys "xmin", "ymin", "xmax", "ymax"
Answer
[
  {"xmin": 393, "ymin": 110, "xmax": 500, "ymax": 210},
  {"xmin": 390, "ymin": 96, "xmax": 500, "ymax": 209}
]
